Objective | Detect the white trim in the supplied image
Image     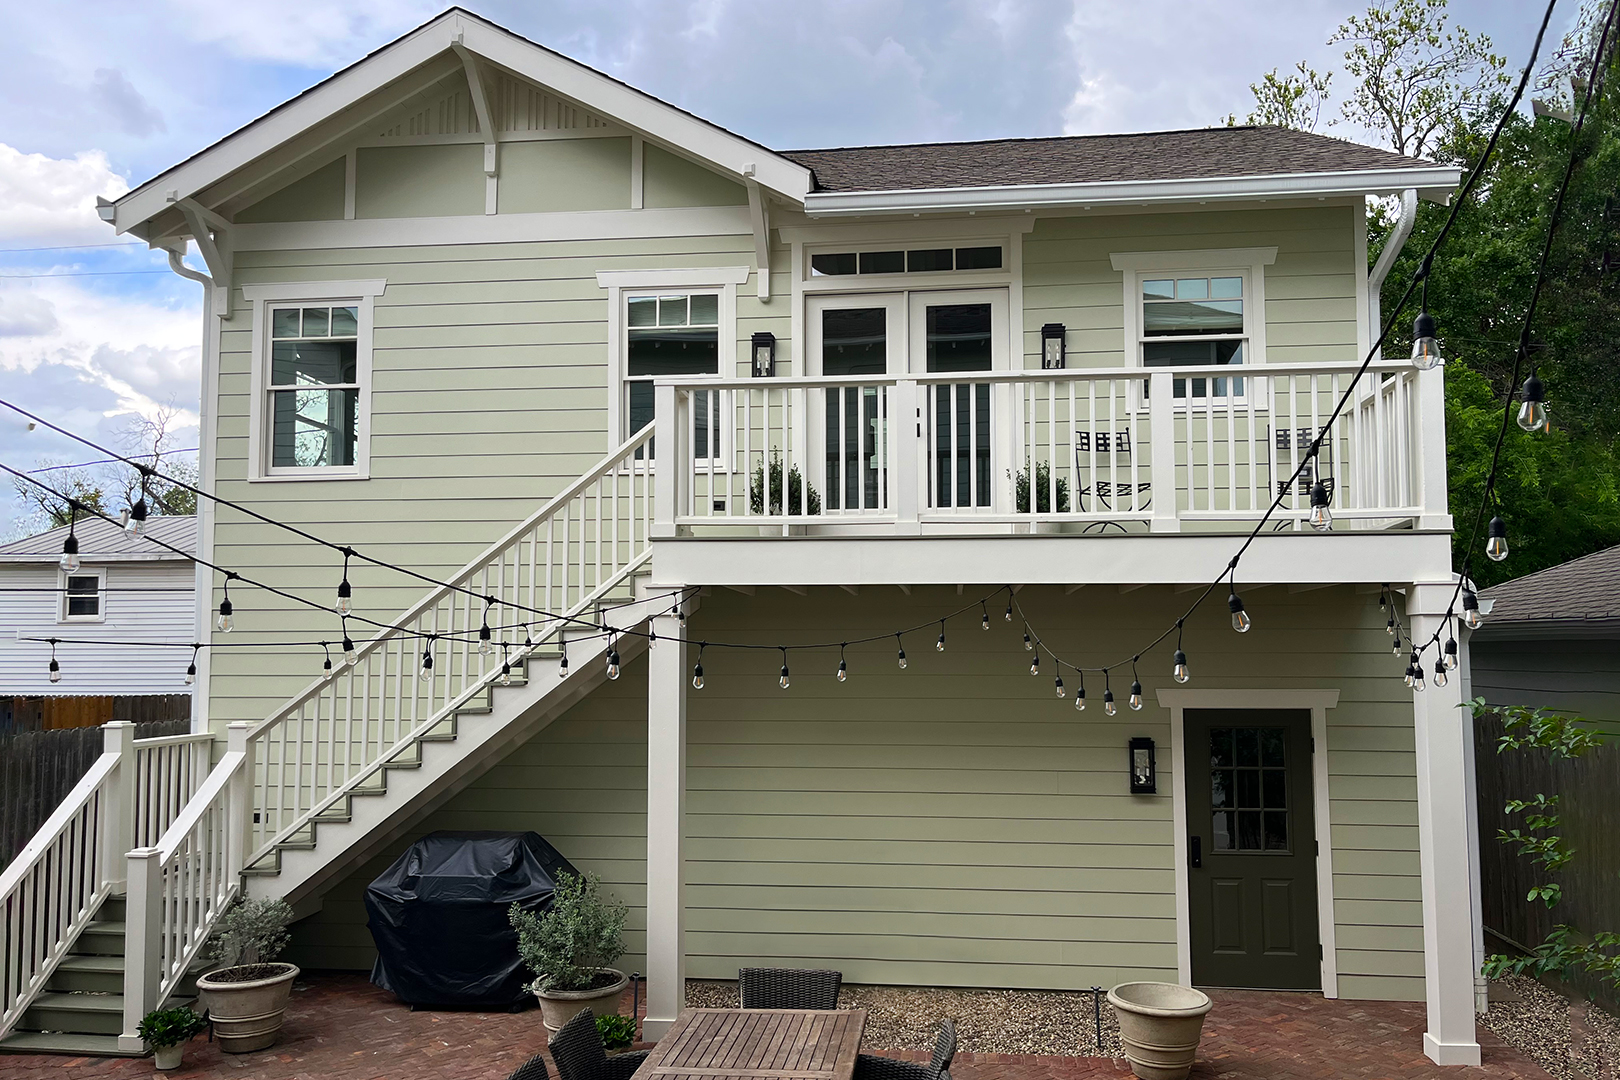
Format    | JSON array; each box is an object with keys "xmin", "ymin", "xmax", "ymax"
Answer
[
  {"xmin": 777, "ymin": 216, "xmax": 1038, "ymax": 245},
  {"xmin": 242, "ymin": 279, "xmax": 387, "ymax": 301},
  {"xmin": 1110, "ymin": 248, "xmax": 1278, "ymax": 273},
  {"xmin": 1353, "ymin": 208, "xmax": 1371, "ymax": 368},
  {"xmin": 596, "ymin": 266, "xmax": 750, "ymax": 289},
  {"xmin": 630, "ymin": 136, "xmax": 645, "ymax": 210},
  {"xmin": 1157, "ymin": 688, "xmax": 1340, "ymax": 995},
  {"xmin": 234, "ymin": 206, "xmax": 752, "ymax": 252},
  {"xmin": 801, "ymin": 167, "xmax": 1463, "ymax": 217},
  {"xmin": 58, "ymin": 567, "xmax": 107, "ymax": 623},
  {"xmin": 111, "ymin": 10, "xmax": 812, "ymax": 233},
  {"xmin": 245, "ymin": 286, "xmax": 382, "ymax": 482}
]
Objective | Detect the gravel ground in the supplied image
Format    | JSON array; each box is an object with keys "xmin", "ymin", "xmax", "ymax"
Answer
[
  {"xmin": 684, "ymin": 980, "xmax": 1123, "ymax": 1058},
  {"xmin": 1478, "ymin": 975, "xmax": 1620, "ymax": 1080}
]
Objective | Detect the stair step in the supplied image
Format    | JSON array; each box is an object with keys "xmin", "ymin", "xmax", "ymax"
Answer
[
  {"xmin": 23, "ymin": 991, "xmax": 128, "ymax": 1035},
  {"xmin": 0, "ymin": 1030, "xmax": 141, "ymax": 1057},
  {"xmin": 71, "ymin": 922, "xmax": 126, "ymax": 957},
  {"xmin": 49, "ymin": 954, "xmax": 124, "ymax": 994}
]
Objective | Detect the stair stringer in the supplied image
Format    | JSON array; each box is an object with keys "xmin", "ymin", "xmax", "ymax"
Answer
[{"xmin": 245, "ymin": 586, "xmax": 690, "ymax": 910}]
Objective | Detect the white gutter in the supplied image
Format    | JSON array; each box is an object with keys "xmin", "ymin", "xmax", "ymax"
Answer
[
  {"xmin": 1367, "ymin": 188, "xmax": 1420, "ymax": 360},
  {"xmin": 802, "ymin": 165, "xmax": 1462, "ymax": 217}
]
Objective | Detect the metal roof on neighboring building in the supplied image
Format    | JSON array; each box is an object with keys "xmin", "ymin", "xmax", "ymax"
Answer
[{"xmin": 0, "ymin": 516, "xmax": 196, "ymax": 562}]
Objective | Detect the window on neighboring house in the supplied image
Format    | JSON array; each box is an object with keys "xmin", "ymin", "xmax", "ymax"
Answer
[
  {"xmin": 268, "ymin": 303, "xmax": 362, "ymax": 471},
  {"xmin": 626, "ymin": 292, "xmax": 721, "ymax": 458},
  {"xmin": 60, "ymin": 570, "xmax": 104, "ymax": 621},
  {"xmin": 1140, "ymin": 275, "xmax": 1247, "ymax": 399}
]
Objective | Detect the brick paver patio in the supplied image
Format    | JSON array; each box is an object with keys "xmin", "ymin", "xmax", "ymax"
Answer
[{"xmin": 0, "ymin": 974, "xmax": 1552, "ymax": 1080}]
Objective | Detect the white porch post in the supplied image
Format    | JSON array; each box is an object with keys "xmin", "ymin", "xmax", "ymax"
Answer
[
  {"xmin": 100, "ymin": 721, "xmax": 136, "ymax": 892},
  {"xmin": 1458, "ymin": 625, "xmax": 1489, "ymax": 1014},
  {"xmin": 644, "ymin": 608, "xmax": 688, "ymax": 1039},
  {"xmin": 1408, "ymin": 583, "xmax": 1481, "ymax": 1065}
]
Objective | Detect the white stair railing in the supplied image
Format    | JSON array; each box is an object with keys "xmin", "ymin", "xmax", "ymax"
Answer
[
  {"xmin": 240, "ymin": 424, "xmax": 656, "ymax": 872},
  {"xmin": 0, "ymin": 722, "xmax": 212, "ymax": 1041}
]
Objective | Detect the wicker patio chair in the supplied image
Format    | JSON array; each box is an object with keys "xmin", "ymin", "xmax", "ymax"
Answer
[
  {"xmin": 506, "ymin": 1052, "xmax": 553, "ymax": 1080},
  {"xmin": 853, "ymin": 1020, "xmax": 956, "ymax": 1080},
  {"xmin": 737, "ymin": 968, "xmax": 843, "ymax": 1010},
  {"xmin": 547, "ymin": 1008, "xmax": 649, "ymax": 1080}
]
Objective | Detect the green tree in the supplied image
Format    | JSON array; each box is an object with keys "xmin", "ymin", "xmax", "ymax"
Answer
[{"xmin": 1225, "ymin": 62, "xmax": 1333, "ymax": 130}]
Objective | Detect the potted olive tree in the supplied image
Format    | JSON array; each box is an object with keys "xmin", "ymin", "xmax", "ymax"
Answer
[
  {"xmin": 137, "ymin": 1005, "xmax": 207, "ymax": 1070},
  {"xmin": 196, "ymin": 897, "xmax": 299, "ymax": 1053},
  {"xmin": 509, "ymin": 872, "xmax": 628, "ymax": 1035}
]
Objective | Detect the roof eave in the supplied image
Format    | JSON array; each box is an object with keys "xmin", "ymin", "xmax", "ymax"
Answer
[
  {"xmin": 1470, "ymin": 616, "xmax": 1620, "ymax": 641},
  {"xmin": 800, "ymin": 165, "xmax": 1464, "ymax": 217}
]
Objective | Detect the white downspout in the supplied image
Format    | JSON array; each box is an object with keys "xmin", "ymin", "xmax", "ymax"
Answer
[
  {"xmin": 164, "ymin": 246, "xmax": 217, "ymax": 735},
  {"xmin": 1367, "ymin": 189, "xmax": 1420, "ymax": 357}
]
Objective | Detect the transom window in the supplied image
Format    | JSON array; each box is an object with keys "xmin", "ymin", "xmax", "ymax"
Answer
[
  {"xmin": 269, "ymin": 305, "xmax": 360, "ymax": 469},
  {"xmin": 1141, "ymin": 275, "xmax": 1246, "ymax": 399},
  {"xmin": 626, "ymin": 293, "xmax": 720, "ymax": 458},
  {"xmin": 60, "ymin": 570, "xmax": 103, "ymax": 621},
  {"xmin": 810, "ymin": 246, "xmax": 1003, "ymax": 277},
  {"xmin": 1209, "ymin": 726, "xmax": 1288, "ymax": 852}
]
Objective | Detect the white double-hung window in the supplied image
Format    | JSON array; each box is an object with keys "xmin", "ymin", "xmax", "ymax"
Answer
[
  {"xmin": 245, "ymin": 280, "xmax": 385, "ymax": 480},
  {"xmin": 626, "ymin": 292, "xmax": 721, "ymax": 458}
]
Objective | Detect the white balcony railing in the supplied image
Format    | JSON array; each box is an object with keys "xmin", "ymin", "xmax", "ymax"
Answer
[{"xmin": 653, "ymin": 360, "xmax": 1444, "ymax": 535}]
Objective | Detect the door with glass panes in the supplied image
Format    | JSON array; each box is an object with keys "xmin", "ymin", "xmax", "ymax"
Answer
[
  {"xmin": 908, "ymin": 290, "xmax": 1007, "ymax": 511},
  {"xmin": 807, "ymin": 294, "xmax": 904, "ymax": 514}
]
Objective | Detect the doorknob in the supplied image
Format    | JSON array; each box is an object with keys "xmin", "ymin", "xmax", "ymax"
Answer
[{"xmin": 1189, "ymin": 835, "xmax": 1202, "ymax": 869}]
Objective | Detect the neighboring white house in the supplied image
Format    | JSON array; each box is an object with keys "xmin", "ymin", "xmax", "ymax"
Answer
[{"xmin": 0, "ymin": 516, "xmax": 198, "ymax": 697}]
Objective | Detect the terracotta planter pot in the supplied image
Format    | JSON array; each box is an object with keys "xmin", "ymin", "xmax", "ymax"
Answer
[
  {"xmin": 197, "ymin": 963, "xmax": 299, "ymax": 1053},
  {"xmin": 536, "ymin": 968, "xmax": 628, "ymax": 1037},
  {"xmin": 152, "ymin": 1044, "xmax": 184, "ymax": 1071},
  {"xmin": 1107, "ymin": 982, "xmax": 1212, "ymax": 1080}
]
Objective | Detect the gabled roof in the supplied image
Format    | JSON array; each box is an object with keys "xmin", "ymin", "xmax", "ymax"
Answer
[
  {"xmin": 786, "ymin": 126, "xmax": 1445, "ymax": 192},
  {"xmin": 1476, "ymin": 543, "xmax": 1620, "ymax": 638},
  {"xmin": 0, "ymin": 516, "xmax": 196, "ymax": 563},
  {"xmin": 110, "ymin": 7, "xmax": 813, "ymax": 237}
]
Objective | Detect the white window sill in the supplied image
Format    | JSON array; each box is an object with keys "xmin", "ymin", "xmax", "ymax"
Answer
[{"xmin": 250, "ymin": 470, "xmax": 370, "ymax": 483}]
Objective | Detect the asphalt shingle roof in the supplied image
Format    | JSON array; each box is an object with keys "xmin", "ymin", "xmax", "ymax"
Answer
[
  {"xmin": 782, "ymin": 126, "xmax": 1439, "ymax": 193},
  {"xmin": 0, "ymin": 515, "xmax": 196, "ymax": 561},
  {"xmin": 1478, "ymin": 543, "xmax": 1620, "ymax": 627}
]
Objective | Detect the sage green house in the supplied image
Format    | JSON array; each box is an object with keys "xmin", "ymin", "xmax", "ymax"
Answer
[{"xmin": 3, "ymin": 7, "xmax": 1491, "ymax": 1069}]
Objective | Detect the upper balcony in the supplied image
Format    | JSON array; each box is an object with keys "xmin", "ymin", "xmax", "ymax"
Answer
[{"xmin": 647, "ymin": 359, "xmax": 1453, "ymax": 588}]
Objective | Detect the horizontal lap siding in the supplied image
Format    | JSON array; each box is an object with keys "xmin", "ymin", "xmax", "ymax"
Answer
[
  {"xmin": 211, "ymin": 233, "xmax": 774, "ymax": 723},
  {"xmin": 289, "ymin": 585, "xmax": 1421, "ymax": 1000},
  {"xmin": 1022, "ymin": 206, "xmax": 1361, "ymax": 368}
]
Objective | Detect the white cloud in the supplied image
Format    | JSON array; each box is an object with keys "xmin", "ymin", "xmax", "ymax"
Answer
[
  {"xmin": 158, "ymin": 0, "xmax": 440, "ymax": 67},
  {"xmin": 91, "ymin": 69, "xmax": 167, "ymax": 139},
  {"xmin": 0, "ymin": 144, "xmax": 129, "ymax": 248},
  {"xmin": 0, "ymin": 292, "xmax": 58, "ymax": 337}
]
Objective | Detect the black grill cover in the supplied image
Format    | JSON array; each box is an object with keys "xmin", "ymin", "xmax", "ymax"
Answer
[{"xmin": 366, "ymin": 831, "xmax": 577, "ymax": 1008}]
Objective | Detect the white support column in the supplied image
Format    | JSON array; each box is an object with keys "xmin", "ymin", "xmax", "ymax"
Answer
[
  {"xmin": 1409, "ymin": 583, "xmax": 1481, "ymax": 1066},
  {"xmin": 1458, "ymin": 625, "xmax": 1489, "ymax": 1014},
  {"xmin": 101, "ymin": 721, "xmax": 135, "ymax": 892},
  {"xmin": 1148, "ymin": 371, "xmax": 1179, "ymax": 533},
  {"xmin": 1415, "ymin": 368, "xmax": 1452, "ymax": 531},
  {"xmin": 644, "ymin": 609, "xmax": 688, "ymax": 1040},
  {"xmin": 119, "ymin": 847, "xmax": 163, "ymax": 1052}
]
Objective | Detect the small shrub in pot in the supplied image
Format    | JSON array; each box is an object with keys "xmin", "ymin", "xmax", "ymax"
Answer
[
  {"xmin": 510, "ymin": 872, "xmax": 630, "ymax": 1034},
  {"xmin": 196, "ymin": 897, "xmax": 300, "ymax": 1053},
  {"xmin": 138, "ymin": 1005, "xmax": 207, "ymax": 1071}
]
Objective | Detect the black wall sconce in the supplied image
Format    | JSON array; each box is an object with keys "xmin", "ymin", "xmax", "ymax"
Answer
[
  {"xmin": 751, "ymin": 331, "xmax": 777, "ymax": 378},
  {"xmin": 1129, "ymin": 737, "xmax": 1156, "ymax": 794},
  {"xmin": 1041, "ymin": 323, "xmax": 1066, "ymax": 369}
]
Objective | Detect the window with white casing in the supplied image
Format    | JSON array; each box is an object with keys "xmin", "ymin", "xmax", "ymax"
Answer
[
  {"xmin": 60, "ymin": 568, "xmax": 104, "ymax": 622},
  {"xmin": 625, "ymin": 292, "xmax": 722, "ymax": 459},
  {"xmin": 245, "ymin": 280, "xmax": 383, "ymax": 481}
]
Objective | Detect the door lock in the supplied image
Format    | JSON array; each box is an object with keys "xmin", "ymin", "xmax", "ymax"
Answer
[{"xmin": 1189, "ymin": 835, "xmax": 1202, "ymax": 869}]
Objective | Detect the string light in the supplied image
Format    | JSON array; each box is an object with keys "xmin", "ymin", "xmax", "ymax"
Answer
[
  {"xmin": 896, "ymin": 634, "xmax": 907, "ymax": 669},
  {"xmin": 936, "ymin": 621, "xmax": 946, "ymax": 652},
  {"xmin": 1228, "ymin": 588, "xmax": 1250, "ymax": 633},
  {"xmin": 479, "ymin": 604, "xmax": 495, "ymax": 655},
  {"xmin": 1462, "ymin": 587, "xmax": 1484, "ymax": 630},
  {"xmin": 1103, "ymin": 671, "xmax": 1116, "ymax": 716},
  {"xmin": 837, "ymin": 643, "xmax": 847, "ymax": 682},
  {"xmin": 1023, "ymin": 628, "xmax": 1033, "ymax": 650},
  {"xmin": 1129, "ymin": 657, "xmax": 1143, "ymax": 710},
  {"xmin": 1173, "ymin": 620, "xmax": 1189, "ymax": 683},
  {"xmin": 1432, "ymin": 654, "xmax": 1449, "ymax": 688},
  {"xmin": 1029, "ymin": 646, "xmax": 1040, "ymax": 676},
  {"xmin": 1410, "ymin": 295, "xmax": 1442, "ymax": 370},
  {"xmin": 500, "ymin": 645, "xmax": 514, "ymax": 687},
  {"xmin": 321, "ymin": 643, "xmax": 334, "ymax": 681},
  {"xmin": 981, "ymin": 602, "xmax": 990, "ymax": 631},
  {"xmin": 1005, "ymin": 597, "xmax": 1013, "ymax": 621},
  {"xmin": 1517, "ymin": 371, "xmax": 1548, "ymax": 432},
  {"xmin": 1443, "ymin": 633, "xmax": 1459, "ymax": 671},
  {"xmin": 48, "ymin": 640, "xmax": 60, "ymax": 684},
  {"xmin": 1411, "ymin": 652, "xmax": 1426, "ymax": 691},
  {"xmin": 692, "ymin": 644, "xmax": 705, "ymax": 689},
  {"xmin": 420, "ymin": 637, "xmax": 435, "ymax": 681},
  {"xmin": 606, "ymin": 633, "xmax": 621, "ymax": 680},
  {"xmin": 1309, "ymin": 479, "xmax": 1332, "ymax": 532},
  {"xmin": 217, "ymin": 576, "xmax": 235, "ymax": 633},
  {"xmin": 779, "ymin": 648, "xmax": 791, "ymax": 690},
  {"xmin": 1486, "ymin": 515, "xmax": 1510, "ymax": 562},
  {"xmin": 558, "ymin": 645, "xmax": 569, "ymax": 678},
  {"xmin": 184, "ymin": 646, "xmax": 198, "ymax": 686},
  {"xmin": 336, "ymin": 548, "xmax": 354, "ymax": 615},
  {"xmin": 1055, "ymin": 671, "xmax": 1065, "ymax": 698},
  {"xmin": 124, "ymin": 480, "xmax": 148, "ymax": 537},
  {"xmin": 59, "ymin": 508, "xmax": 80, "ymax": 572},
  {"xmin": 1074, "ymin": 670, "xmax": 1086, "ymax": 711},
  {"xmin": 342, "ymin": 621, "xmax": 358, "ymax": 666}
]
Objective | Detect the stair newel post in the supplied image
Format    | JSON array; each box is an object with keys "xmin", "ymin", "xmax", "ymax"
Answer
[
  {"xmin": 226, "ymin": 722, "xmax": 255, "ymax": 881},
  {"xmin": 119, "ymin": 847, "xmax": 163, "ymax": 1052},
  {"xmin": 653, "ymin": 382, "xmax": 681, "ymax": 538},
  {"xmin": 101, "ymin": 721, "xmax": 136, "ymax": 892}
]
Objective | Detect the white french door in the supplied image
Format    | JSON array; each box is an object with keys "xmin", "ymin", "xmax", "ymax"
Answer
[
  {"xmin": 908, "ymin": 289, "xmax": 1009, "ymax": 512},
  {"xmin": 807, "ymin": 294, "xmax": 904, "ymax": 514}
]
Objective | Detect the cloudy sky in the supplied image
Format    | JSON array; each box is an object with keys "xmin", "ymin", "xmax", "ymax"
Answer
[{"xmin": 0, "ymin": 0, "xmax": 1566, "ymax": 536}]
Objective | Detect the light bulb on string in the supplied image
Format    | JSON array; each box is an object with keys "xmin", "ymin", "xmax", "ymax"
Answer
[
  {"xmin": 779, "ymin": 648, "xmax": 791, "ymax": 690},
  {"xmin": 692, "ymin": 644, "xmax": 705, "ymax": 690},
  {"xmin": 1055, "ymin": 672, "xmax": 1065, "ymax": 698},
  {"xmin": 981, "ymin": 603, "xmax": 990, "ymax": 631},
  {"xmin": 837, "ymin": 644, "xmax": 848, "ymax": 683},
  {"xmin": 1487, "ymin": 516, "xmax": 1509, "ymax": 562},
  {"xmin": 1172, "ymin": 620, "xmax": 1189, "ymax": 683},
  {"xmin": 500, "ymin": 646, "xmax": 513, "ymax": 687},
  {"xmin": 1462, "ymin": 588, "xmax": 1484, "ymax": 630},
  {"xmin": 124, "ymin": 490, "xmax": 148, "ymax": 538},
  {"xmin": 1403, "ymin": 661, "xmax": 1416, "ymax": 688},
  {"xmin": 1309, "ymin": 479, "xmax": 1333, "ymax": 531},
  {"xmin": 1412, "ymin": 656, "xmax": 1426, "ymax": 691},
  {"xmin": 1517, "ymin": 371, "xmax": 1548, "ymax": 433},
  {"xmin": 896, "ymin": 634, "xmax": 907, "ymax": 669},
  {"xmin": 321, "ymin": 643, "xmax": 334, "ymax": 681},
  {"xmin": 420, "ymin": 639, "xmax": 435, "ymax": 682},
  {"xmin": 48, "ymin": 640, "xmax": 60, "ymax": 684},
  {"xmin": 558, "ymin": 646, "xmax": 570, "ymax": 679},
  {"xmin": 606, "ymin": 634, "xmax": 621, "ymax": 680},
  {"xmin": 1443, "ymin": 634, "xmax": 1459, "ymax": 671},
  {"xmin": 1029, "ymin": 648, "xmax": 1040, "ymax": 677},
  {"xmin": 184, "ymin": 646, "xmax": 198, "ymax": 686},
  {"xmin": 1432, "ymin": 656, "xmax": 1448, "ymax": 688},
  {"xmin": 1074, "ymin": 674, "xmax": 1086, "ymax": 711},
  {"xmin": 937, "ymin": 621, "xmax": 946, "ymax": 652},
  {"xmin": 1228, "ymin": 589, "xmax": 1250, "ymax": 633},
  {"xmin": 343, "ymin": 633, "xmax": 358, "ymax": 667},
  {"xmin": 60, "ymin": 510, "xmax": 79, "ymax": 573},
  {"xmin": 217, "ymin": 577, "xmax": 235, "ymax": 633},
  {"xmin": 1410, "ymin": 310, "xmax": 1442, "ymax": 370},
  {"xmin": 1103, "ymin": 672, "xmax": 1116, "ymax": 716},
  {"xmin": 1023, "ymin": 628, "xmax": 1033, "ymax": 651},
  {"xmin": 1005, "ymin": 596, "xmax": 1013, "ymax": 622},
  {"xmin": 479, "ymin": 612, "xmax": 494, "ymax": 656},
  {"xmin": 336, "ymin": 548, "xmax": 354, "ymax": 615},
  {"xmin": 1392, "ymin": 628, "xmax": 1403, "ymax": 655},
  {"xmin": 1129, "ymin": 657, "xmax": 1143, "ymax": 710}
]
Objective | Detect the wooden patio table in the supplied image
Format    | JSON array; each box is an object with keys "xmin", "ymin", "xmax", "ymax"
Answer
[{"xmin": 631, "ymin": 1008, "xmax": 868, "ymax": 1080}]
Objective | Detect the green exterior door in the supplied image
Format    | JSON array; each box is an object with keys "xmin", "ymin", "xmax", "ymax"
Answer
[{"xmin": 1185, "ymin": 709, "xmax": 1321, "ymax": 990}]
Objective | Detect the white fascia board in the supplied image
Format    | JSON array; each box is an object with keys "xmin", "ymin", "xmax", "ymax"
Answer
[
  {"xmin": 241, "ymin": 279, "xmax": 387, "ymax": 301},
  {"xmin": 113, "ymin": 11, "xmax": 812, "ymax": 233},
  {"xmin": 801, "ymin": 166, "xmax": 1464, "ymax": 217},
  {"xmin": 234, "ymin": 206, "xmax": 751, "ymax": 252},
  {"xmin": 596, "ymin": 266, "xmax": 751, "ymax": 289}
]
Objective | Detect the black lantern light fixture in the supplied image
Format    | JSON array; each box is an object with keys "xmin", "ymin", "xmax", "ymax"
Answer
[
  {"xmin": 751, "ymin": 332, "xmax": 776, "ymax": 378},
  {"xmin": 1040, "ymin": 323, "xmax": 1067, "ymax": 370},
  {"xmin": 1129, "ymin": 737, "xmax": 1157, "ymax": 794}
]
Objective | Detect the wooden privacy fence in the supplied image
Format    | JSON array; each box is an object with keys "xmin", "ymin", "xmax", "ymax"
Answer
[
  {"xmin": 1475, "ymin": 710, "xmax": 1620, "ymax": 1010},
  {"xmin": 0, "ymin": 718, "xmax": 191, "ymax": 872},
  {"xmin": 0, "ymin": 694, "xmax": 193, "ymax": 733}
]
